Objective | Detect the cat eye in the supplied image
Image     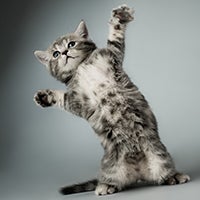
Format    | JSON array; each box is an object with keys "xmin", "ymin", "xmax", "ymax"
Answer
[
  {"xmin": 68, "ymin": 41, "xmax": 76, "ymax": 48},
  {"xmin": 53, "ymin": 51, "xmax": 60, "ymax": 58}
]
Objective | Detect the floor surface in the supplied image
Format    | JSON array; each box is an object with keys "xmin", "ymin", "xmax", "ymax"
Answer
[{"xmin": 1, "ymin": 169, "xmax": 199, "ymax": 200}]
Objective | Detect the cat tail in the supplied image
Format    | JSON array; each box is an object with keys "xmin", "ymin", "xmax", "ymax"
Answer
[{"xmin": 60, "ymin": 179, "xmax": 98, "ymax": 195}]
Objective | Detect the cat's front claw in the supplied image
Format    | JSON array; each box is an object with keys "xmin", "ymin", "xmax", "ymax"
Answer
[
  {"xmin": 112, "ymin": 4, "xmax": 134, "ymax": 24},
  {"xmin": 34, "ymin": 90, "xmax": 56, "ymax": 107}
]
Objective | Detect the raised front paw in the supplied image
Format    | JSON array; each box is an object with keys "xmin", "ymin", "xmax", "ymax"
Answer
[
  {"xmin": 34, "ymin": 90, "xmax": 56, "ymax": 107},
  {"xmin": 112, "ymin": 4, "xmax": 134, "ymax": 24}
]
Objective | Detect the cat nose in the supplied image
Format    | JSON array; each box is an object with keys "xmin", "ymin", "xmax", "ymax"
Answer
[{"xmin": 62, "ymin": 50, "xmax": 68, "ymax": 55}]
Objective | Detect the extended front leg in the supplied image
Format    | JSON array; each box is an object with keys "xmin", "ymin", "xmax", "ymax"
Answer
[
  {"xmin": 34, "ymin": 89, "xmax": 67, "ymax": 110},
  {"xmin": 107, "ymin": 5, "xmax": 134, "ymax": 64}
]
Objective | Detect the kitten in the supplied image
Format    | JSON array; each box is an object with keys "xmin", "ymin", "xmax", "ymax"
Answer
[{"xmin": 34, "ymin": 5, "xmax": 190, "ymax": 196}]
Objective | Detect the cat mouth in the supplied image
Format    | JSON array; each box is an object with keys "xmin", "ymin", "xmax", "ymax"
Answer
[
  {"xmin": 67, "ymin": 55, "xmax": 75, "ymax": 60},
  {"xmin": 66, "ymin": 55, "xmax": 78, "ymax": 64}
]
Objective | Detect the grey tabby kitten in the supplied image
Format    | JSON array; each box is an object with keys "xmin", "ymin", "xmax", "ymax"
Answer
[{"xmin": 34, "ymin": 5, "xmax": 190, "ymax": 196}]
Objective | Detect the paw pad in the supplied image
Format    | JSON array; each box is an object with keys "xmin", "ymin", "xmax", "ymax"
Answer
[
  {"xmin": 34, "ymin": 90, "xmax": 56, "ymax": 107},
  {"xmin": 112, "ymin": 4, "xmax": 134, "ymax": 23}
]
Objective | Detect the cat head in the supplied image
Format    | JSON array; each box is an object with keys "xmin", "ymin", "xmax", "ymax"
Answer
[{"xmin": 34, "ymin": 21, "xmax": 96, "ymax": 84}]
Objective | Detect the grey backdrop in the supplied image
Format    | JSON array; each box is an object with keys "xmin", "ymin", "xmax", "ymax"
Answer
[{"xmin": 0, "ymin": 0, "xmax": 200, "ymax": 199}]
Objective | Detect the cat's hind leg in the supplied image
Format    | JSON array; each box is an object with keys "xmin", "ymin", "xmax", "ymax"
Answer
[
  {"xmin": 143, "ymin": 147, "xmax": 190, "ymax": 186},
  {"xmin": 164, "ymin": 172, "xmax": 190, "ymax": 185},
  {"xmin": 95, "ymin": 183, "xmax": 119, "ymax": 196}
]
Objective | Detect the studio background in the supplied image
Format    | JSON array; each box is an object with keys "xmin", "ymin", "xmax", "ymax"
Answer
[{"xmin": 0, "ymin": 0, "xmax": 200, "ymax": 199}]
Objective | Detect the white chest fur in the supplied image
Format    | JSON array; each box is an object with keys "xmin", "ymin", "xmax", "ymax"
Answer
[{"xmin": 76, "ymin": 55, "xmax": 115, "ymax": 105}]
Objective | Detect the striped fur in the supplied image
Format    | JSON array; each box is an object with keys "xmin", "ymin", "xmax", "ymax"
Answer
[{"xmin": 34, "ymin": 5, "xmax": 190, "ymax": 196}]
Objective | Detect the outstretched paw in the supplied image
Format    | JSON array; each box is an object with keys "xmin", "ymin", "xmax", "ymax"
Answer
[
  {"xmin": 34, "ymin": 90, "xmax": 56, "ymax": 107},
  {"xmin": 165, "ymin": 173, "xmax": 190, "ymax": 185},
  {"xmin": 95, "ymin": 183, "xmax": 118, "ymax": 196},
  {"xmin": 112, "ymin": 4, "xmax": 134, "ymax": 24}
]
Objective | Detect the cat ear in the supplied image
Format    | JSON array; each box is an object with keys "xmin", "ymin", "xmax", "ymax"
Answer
[
  {"xmin": 34, "ymin": 50, "xmax": 50, "ymax": 66},
  {"xmin": 74, "ymin": 20, "xmax": 88, "ymax": 39}
]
